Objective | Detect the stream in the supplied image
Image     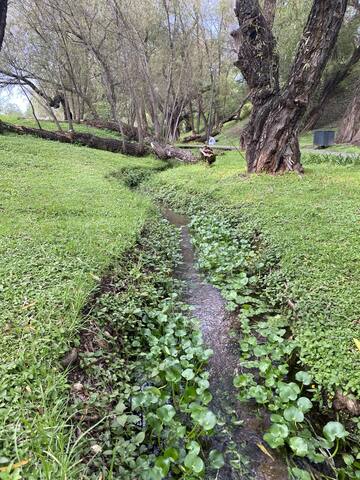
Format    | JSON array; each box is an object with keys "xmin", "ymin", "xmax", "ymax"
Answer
[{"xmin": 163, "ymin": 208, "xmax": 289, "ymax": 480}]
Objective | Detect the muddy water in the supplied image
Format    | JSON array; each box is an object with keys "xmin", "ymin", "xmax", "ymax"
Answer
[{"xmin": 163, "ymin": 208, "xmax": 288, "ymax": 480}]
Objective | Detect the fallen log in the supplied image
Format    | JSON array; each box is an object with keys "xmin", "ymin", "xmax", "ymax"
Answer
[
  {"xmin": 150, "ymin": 141, "xmax": 198, "ymax": 163},
  {"xmin": 1, "ymin": 121, "xmax": 198, "ymax": 163},
  {"xmin": 183, "ymin": 129, "xmax": 221, "ymax": 144},
  {"xmin": 1, "ymin": 121, "xmax": 148, "ymax": 156},
  {"xmin": 83, "ymin": 118, "xmax": 139, "ymax": 141}
]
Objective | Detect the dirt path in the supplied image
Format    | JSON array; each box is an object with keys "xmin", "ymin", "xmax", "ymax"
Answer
[{"xmin": 163, "ymin": 208, "xmax": 289, "ymax": 480}]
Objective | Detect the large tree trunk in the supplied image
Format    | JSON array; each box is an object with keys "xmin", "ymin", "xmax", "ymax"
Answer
[
  {"xmin": 0, "ymin": 0, "xmax": 7, "ymax": 52},
  {"xmin": 337, "ymin": 85, "xmax": 360, "ymax": 144},
  {"xmin": 233, "ymin": 0, "xmax": 348, "ymax": 174}
]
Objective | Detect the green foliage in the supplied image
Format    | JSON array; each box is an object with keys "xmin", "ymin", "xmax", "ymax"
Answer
[
  {"xmin": 146, "ymin": 151, "xmax": 360, "ymax": 397},
  {"xmin": 72, "ymin": 219, "xmax": 220, "ymax": 479},
  {"xmin": 186, "ymin": 209, "xmax": 360, "ymax": 479},
  {"xmin": 0, "ymin": 134, "xmax": 162, "ymax": 477}
]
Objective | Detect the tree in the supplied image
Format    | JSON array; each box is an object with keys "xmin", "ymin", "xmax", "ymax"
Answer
[
  {"xmin": 232, "ymin": 0, "xmax": 348, "ymax": 173},
  {"xmin": 0, "ymin": 0, "xmax": 7, "ymax": 52},
  {"xmin": 336, "ymin": 83, "xmax": 360, "ymax": 144}
]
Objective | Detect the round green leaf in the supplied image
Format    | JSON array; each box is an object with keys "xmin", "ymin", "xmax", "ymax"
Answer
[
  {"xmin": 278, "ymin": 382, "xmax": 300, "ymax": 402},
  {"xmin": 233, "ymin": 373, "xmax": 252, "ymax": 388},
  {"xmin": 156, "ymin": 404, "xmax": 176, "ymax": 424},
  {"xmin": 290, "ymin": 467, "xmax": 312, "ymax": 480},
  {"xmin": 182, "ymin": 368, "xmax": 195, "ymax": 381},
  {"xmin": 289, "ymin": 437, "xmax": 309, "ymax": 457},
  {"xmin": 184, "ymin": 453, "xmax": 204, "ymax": 473},
  {"xmin": 209, "ymin": 450, "xmax": 225, "ymax": 470},
  {"xmin": 283, "ymin": 406, "xmax": 304, "ymax": 423},
  {"xmin": 197, "ymin": 409, "xmax": 217, "ymax": 431},
  {"xmin": 323, "ymin": 421, "xmax": 348, "ymax": 442},
  {"xmin": 295, "ymin": 371, "xmax": 312, "ymax": 386},
  {"xmin": 297, "ymin": 397, "xmax": 312, "ymax": 413}
]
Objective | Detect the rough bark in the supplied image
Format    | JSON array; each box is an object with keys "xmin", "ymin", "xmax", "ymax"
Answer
[
  {"xmin": 0, "ymin": 0, "xmax": 7, "ymax": 52},
  {"xmin": 262, "ymin": 0, "xmax": 277, "ymax": 28},
  {"xmin": 304, "ymin": 45, "xmax": 360, "ymax": 131},
  {"xmin": 233, "ymin": 0, "xmax": 348, "ymax": 174},
  {"xmin": 149, "ymin": 141, "xmax": 198, "ymax": 163},
  {"xmin": 336, "ymin": 84, "xmax": 360, "ymax": 144}
]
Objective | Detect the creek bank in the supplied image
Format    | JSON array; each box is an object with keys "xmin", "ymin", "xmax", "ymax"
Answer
[
  {"xmin": 145, "ymin": 182, "xmax": 360, "ymax": 480},
  {"xmin": 65, "ymin": 218, "xmax": 222, "ymax": 479}
]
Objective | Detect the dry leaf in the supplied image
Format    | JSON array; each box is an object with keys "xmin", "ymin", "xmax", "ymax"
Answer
[
  {"xmin": 0, "ymin": 459, "xmax": 29, "ymax": 472},
  {"xmin": 256, "ymin": 443, "xmax": 275, "ymax": 461}
]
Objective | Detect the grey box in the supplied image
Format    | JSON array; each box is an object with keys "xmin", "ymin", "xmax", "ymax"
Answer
[{"xmin": 313, "ymin": 130, "xmax": 335, "ymax": 148}]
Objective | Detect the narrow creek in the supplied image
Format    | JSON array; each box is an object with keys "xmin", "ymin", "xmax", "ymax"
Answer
[{"xmin": 163, "ymin": 208, "xmax": 289, "ymax": 480}]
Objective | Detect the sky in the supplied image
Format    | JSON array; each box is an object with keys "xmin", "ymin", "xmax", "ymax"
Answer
[{"xmin": 0, "ymin": 86, "xmax": 29, "ymax": 114}]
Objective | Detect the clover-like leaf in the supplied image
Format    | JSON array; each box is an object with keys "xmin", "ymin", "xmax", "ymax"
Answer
[
  {"xmin": 233, "ymin": 373, "xmax": 253, "ymax": 388},
  {"xmin": 209, "ymin": 450, "xmax": 225, "ymax": 469},
  {"xmin": 182, "ymin": 368, "xmax": 195, "ymax": 381},
  {"xmin": 295, "ymin": 371, "xmax": 312, "ymax": 386},
  {"xmin": 278, "ymin": 382, "xmax": 300, "ymax": 402},
  {"xmin": 290, "ymin": 467, "xmax": 312, "ymax": 480},
  {"xmin": 197, "ymin": 409, "xmax": 217, "ymax": 431},
  {"xmin": 297, "ymin": 397, "xmax": 312, "ymax": 413},
  {"xmin": 289, "ymin": 437, "xmax": 309, "ymax": 457},
  {"xmin": 156, "ymin": 404, "xmax": 176, "ymax": 424},
  {"xmin": 323, "ymin": 421, "xmax": 348, "ymax": 442},
  {"xmin": 184, "ymin": 453, "xmax": 204, "ymax": 474},
  {"xmin": 283, "ymin": 406, "xmax": 304, "ymax": 423}
]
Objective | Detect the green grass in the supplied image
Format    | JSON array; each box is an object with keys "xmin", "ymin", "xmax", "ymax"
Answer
[
  {"xmin": 0, "ymin": 133, "xmax": 163, "ymax": 476},
  {"xmin": 1, "ymin": 114, "xmax": 122, "ymax": 139},
  {"xmin": 148, "ymin": 152, "xmax": 360, "ymax": 397}
]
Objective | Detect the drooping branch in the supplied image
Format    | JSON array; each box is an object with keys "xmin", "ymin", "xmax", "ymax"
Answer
[
  {"xmin": 337, "ymin": 83, "xmax": 360, "ymax": 143},
  {"xmin": 285, "ymin": 0, "xmax": 348, "ymax": 108},
  {"xmin": 304, "ymin": 45, "xmax": 360, "ymax": 131}
]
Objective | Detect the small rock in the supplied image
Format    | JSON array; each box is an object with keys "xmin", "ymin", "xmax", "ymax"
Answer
[
  {"xmin": 72, "ymin": 382, "xmax": 84, "ymax": 393},
  {"xmin": 90, "ymin": 444, "xmax": 102, "ymax": 455},
  {"xmin": 60, "ymin": 348, "xmax": 78, "ymax": 368},
  {"xmin": 333, "ymin": 390, "xmax": 360, "ymax": 416}
]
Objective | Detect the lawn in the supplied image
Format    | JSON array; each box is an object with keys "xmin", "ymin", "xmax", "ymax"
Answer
[
  {"xmin": 148, "ymin": 152, "xmax": 360, "ymax": 397},
  {"xmin": 0, "ymin": 133, "xmax": 163, "ymax": 474},
  {"xmin": 1, "ymin": 114, "xmax": 122, "ymax": 139}
]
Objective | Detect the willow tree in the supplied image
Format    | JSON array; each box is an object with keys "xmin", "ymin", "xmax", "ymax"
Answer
[{"xmin": 232, "ymin": 0, "xmax": 348, "ymax": 173}]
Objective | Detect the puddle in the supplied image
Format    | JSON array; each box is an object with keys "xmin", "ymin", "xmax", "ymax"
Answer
[{"xmin": 163, "ymin": 208, "xmax": 288, "ymax": 480}]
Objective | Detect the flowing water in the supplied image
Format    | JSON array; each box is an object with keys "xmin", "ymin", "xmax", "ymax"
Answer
[{"xmin": 163, "ymin": 208, "xmax": 289, "ymax": 480}]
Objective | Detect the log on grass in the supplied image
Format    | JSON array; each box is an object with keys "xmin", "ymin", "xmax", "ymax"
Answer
[
  {"xmin": 183, "ymin": 129, "xmax": 221, "ymax": 144},
  {"xmin": 150, "ymin": 141, "xmax": 197, "ymax": 163},
  {"xmin": 83, "ymin": 118, "xmax": 139, "ymax": 140},
  {"xmin": 1, "ymin": 121, "xmax": 148, "ymax": 156}
]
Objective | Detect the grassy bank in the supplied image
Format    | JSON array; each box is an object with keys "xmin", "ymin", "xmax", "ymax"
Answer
[
  {"xmin": 0, "ymin": 133, "xmax": 163, "ymax": 475},
  {"xmin": 1, "ymin": 114, "xmax": 121, "ymax": 139},
  {"xmin": 147, "ymin": 152, "xmax": 360, "ymax": 398}
]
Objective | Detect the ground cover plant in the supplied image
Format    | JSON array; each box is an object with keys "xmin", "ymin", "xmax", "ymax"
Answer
[
  {"xmin": 0, "ymin": 133, "xmax": 163, "ymax": 477},
  {"xmin": 146, "ymin": 152, "xmax": 360, "ymax": 397},
  {"xmin": 143, "ymin": 185, "xmax": 360, "ymax": 478},
  {"xmin": 69, "ymin": 218, "xmax": 222, "ymax": 479}
]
